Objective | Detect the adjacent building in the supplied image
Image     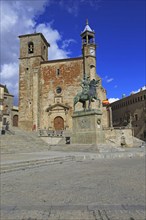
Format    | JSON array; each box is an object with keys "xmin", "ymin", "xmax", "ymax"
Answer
[
  {"xmin": 110, "ymin": 88, "xmax": 146, "ymax": 141},
  {"xmin": 0, "ymin": 84, "xmax": 19, "ymax": 131}
]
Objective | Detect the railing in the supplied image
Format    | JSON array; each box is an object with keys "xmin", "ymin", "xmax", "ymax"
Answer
[
  {"xmin": 38, "ymin": 129, "xmax": 64, "ymax": 137},
  {"xmin": 103, "ymin": 126, "xmax": 133, "ymax": 130}
]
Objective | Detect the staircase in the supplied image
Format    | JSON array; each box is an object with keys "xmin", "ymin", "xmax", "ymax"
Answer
[{"xmin": 0, "ymin": 127, "xmax": 51, "ymax": 154}]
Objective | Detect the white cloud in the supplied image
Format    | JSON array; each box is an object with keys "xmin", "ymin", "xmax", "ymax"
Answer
[
  {"xmin": 61, "ymin": 39, "xmax": 76, "ymax": 49},
  {"xmin": 107, "ymin": 78, "xmax": 114, "ymax": 83},
  {"xmin": 102, "ymin": 75, "xmax": 114, "ymax": 83},
  {"xmin": 1, "ymin": 63, "xmax": 18, "ymax": 80},
  {"xmin": 130, "ymin": 85, "xmax": 146, "ymax": 94},
  {"xmin": 108, "ymin": 98, "xmax": 119, "ymax": 103},
  {"xmin": 0, "ymin": 63, "xmax": 19, "ymax": 101},
  {"xmin": 36, "ymin": 23, "xmax": 71, "ymax": 60}
]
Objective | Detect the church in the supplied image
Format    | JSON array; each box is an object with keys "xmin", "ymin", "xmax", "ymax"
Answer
[{"xmin": 18, "ymin": 20, "xmax": 110, "ymax": 131}]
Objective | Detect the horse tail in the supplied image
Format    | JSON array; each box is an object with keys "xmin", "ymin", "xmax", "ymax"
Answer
[{"xmin": 73, "ymin": 94, "xmax": 80, "ymax": 110}]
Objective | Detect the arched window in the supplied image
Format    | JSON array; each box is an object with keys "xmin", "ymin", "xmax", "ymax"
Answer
[
  {"xmin": 28, "ymin": 42, "xmax": 34, "ymax": 54},
  {"xmin": 56, "ymin": 68, "xmax": 60, "ymax": 76}
]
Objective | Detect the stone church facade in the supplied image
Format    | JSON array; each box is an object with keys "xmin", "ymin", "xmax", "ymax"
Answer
[{"xmin": 18, "ymin": 21, "xmax": 110, "ymax": 131}]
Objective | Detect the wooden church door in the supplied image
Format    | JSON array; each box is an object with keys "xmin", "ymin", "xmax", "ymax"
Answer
[{"xmin": 54, "ymin": 116, "xmax": 64, "ymax": 130}]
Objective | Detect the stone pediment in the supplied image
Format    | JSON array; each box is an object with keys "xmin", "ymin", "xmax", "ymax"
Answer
[{"xmin": 46, "ymin": 103, "xmax": 70, "ymax": 112}]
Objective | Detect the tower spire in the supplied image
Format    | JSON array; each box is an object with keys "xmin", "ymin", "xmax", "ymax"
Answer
[{"xmin": 86, "ymin": 19, "xmax": 88, "ymax": 25}]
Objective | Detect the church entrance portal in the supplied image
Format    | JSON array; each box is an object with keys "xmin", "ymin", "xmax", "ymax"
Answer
[{"xmin": 54, "ymin": 116, "xmax": 64, "ymax": 130}]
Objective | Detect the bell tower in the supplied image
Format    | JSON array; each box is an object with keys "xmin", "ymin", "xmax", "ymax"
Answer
[
  {"xmin": 18, "ymin": 33, "xmax": 50, "ymax": 130},
  {"xmin": 81, "ymin": 19, "xmax": 97, "ymax": 80}
]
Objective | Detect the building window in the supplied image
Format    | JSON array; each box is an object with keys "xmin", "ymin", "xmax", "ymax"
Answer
[
  {"xmin": 28, "ymin": 42, "xmax": 34, "ymax": 54},
  {"xmin": 56, "ymin": 68, "xmax": 60, "ymax": 76}
]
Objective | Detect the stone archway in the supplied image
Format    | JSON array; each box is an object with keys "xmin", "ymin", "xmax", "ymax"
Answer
[
  {"xmin": 13, "ymin": 115, "xmax": 18, "ymax": 127},
  {"xmin": 54, "ymin": 116, "xmax": 64, "ymax": 130}
]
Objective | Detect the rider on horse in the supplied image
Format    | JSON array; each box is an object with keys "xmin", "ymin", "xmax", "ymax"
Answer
[
  {"xmin": 80, "ymin": 76, "xmax": 90, "ymax": 98},
  {"xmin": 74, "ymin": 76, "xmax": 101, "ymax": 110}
]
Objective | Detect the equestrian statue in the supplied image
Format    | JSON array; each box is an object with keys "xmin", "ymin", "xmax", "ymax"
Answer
[{"xmin": 73, "ymin": 76, "xmax": 101, "ymax": 111}]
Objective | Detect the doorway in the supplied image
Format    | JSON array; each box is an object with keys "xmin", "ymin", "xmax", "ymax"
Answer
[
  {"xmin": 54, "ymin": 116, "xmax": 64, "ymax": 130},
  {"xmin": 13, "ymin": 115, "xmax": 18, "ymax": 127}
]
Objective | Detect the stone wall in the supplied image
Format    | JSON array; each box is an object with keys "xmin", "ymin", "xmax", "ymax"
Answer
[
  {"xmin": 39, "ymin": 58, "xmax": 83, "ymax": 130},
  {"xmin": 104, "ymin": 128, "xmax": 134, "ymax": 147}
]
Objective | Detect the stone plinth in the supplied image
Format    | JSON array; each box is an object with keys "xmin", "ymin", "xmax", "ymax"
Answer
[{"xmin": 72, "ymin": 109, "xmax": 105, "ymax": 145}]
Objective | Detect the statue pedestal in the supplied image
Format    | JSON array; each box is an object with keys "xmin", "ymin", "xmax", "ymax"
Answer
[{"xmin": 72, "ymin": 109, "xmax": 105, "ymax": 145}]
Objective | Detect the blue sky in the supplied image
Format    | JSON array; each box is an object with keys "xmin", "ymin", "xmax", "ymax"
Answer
[{"xmin": 0, "ymin": 0, "xmax": 145, "ymax": 104}]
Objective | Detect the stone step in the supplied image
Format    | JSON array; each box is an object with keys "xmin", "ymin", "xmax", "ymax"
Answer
[{"xmin": 1, "ymin": 155, "xmax": 75, "ymax": 174}]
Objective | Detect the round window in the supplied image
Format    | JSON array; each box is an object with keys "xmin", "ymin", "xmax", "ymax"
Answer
[{"xmin": 56, "ymin": 86, "xmax": 62, "ymax": 94}]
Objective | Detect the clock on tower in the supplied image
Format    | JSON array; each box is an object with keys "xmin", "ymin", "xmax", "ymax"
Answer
[{"xmin": 89, "ymin": 47, "xmax": 95, "ymax": 56}]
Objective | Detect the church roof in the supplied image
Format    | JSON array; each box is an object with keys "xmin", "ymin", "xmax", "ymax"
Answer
[
  {"xmin": 82, "ymin": 19, "xmax": 94, "ymax": 33},
  {"xmin": 19, "ymin": 33, "xmax": 50, "ymax": 47}
]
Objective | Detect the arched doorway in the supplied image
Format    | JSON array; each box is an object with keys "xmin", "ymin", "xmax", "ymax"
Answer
[
  {"xmin": 13, "ymin": 115, "xmax": 18, "ymax": 127},
  {"xmin": 54, "ymin": 116, "xmax": 64, "ymax": 130}
]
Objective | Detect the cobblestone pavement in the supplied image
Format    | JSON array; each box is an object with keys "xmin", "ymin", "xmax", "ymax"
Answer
[{"xmin": 1, "ymin": 157, "xmax": 146, "ymax": 220}]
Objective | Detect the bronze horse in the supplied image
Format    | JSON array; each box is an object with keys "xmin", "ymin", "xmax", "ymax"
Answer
[{"xmin": 73, "ymin": 79, "xmax": 101, "ymax": 111}]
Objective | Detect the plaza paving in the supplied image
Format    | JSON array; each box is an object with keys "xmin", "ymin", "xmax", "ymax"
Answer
[
  {"xmin": 0, "ymin": 129, "xmax": 146, "ymax": 219},
  {"xmin": 1, "ymin": 157, "xmax": 146, "ymax": 220}
]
